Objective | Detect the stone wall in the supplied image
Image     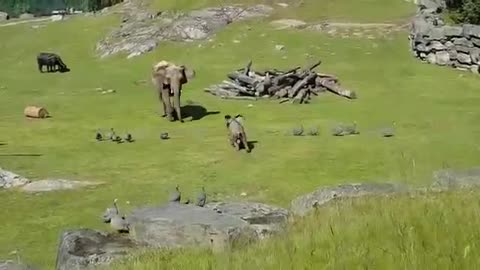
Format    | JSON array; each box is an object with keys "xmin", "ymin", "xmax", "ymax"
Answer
[{"xmin": 409, "ymin": 2, "xmax": 480, "ymax": 73}]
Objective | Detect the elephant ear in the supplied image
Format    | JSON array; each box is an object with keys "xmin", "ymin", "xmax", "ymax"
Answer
[{"xmin": 179, "ymin": 65, "xmax": 195, "ymax": 84}]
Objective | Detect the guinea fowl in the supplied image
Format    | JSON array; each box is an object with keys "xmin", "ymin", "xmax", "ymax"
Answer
[
  {"xmin": 196, "ymin": 187, "xmax": 207, "ymax": 207},
  {"xmin": 169, "ymin": 185, "xmax": 181, "ymax": 203},
  {"xmin": 107, "ymin": 128, "xmax": 116, "ymax": 141},
  {"xmin": 160, "ymin": 132, "xmax": 169, "ymax": 140},
  {"xmin": 380, "ymin": 122, "xmax": 396, "ymax": 137},
  {"xmin": 124, "ymin": 133, "xmax": 134, "ymax": 142},
  {"xmin": 292, "ymin": 125, "xmax": 304, "ymax": 136},
  {"xmin": 95, "ymin": 130, "xmax": 103, "ymax": 141},
  {"xmin": 109, "ymin": 199, "xmax": 130, "ymax": 233}
]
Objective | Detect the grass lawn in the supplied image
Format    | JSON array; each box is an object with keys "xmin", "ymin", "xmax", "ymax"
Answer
[
  {"xmin": 1, "ymin": 0, "xmax": 480, "ymax": 268},
  {"xmin": 149, "ymin": 0, "xmax": 415, "ymax": 23}
]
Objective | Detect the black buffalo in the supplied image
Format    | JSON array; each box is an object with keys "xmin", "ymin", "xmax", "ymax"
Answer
[{"xmin": 37, "ymin": 52, "xmax": 70, "ymax": 73}]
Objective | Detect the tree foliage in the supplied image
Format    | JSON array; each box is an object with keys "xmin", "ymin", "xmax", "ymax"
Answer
[
  {"xmin": 0, "ymin": 0, "xmax": 122, "ymax": 17},
  {"xmin": 446, "ymin": 0, "xmax": 480, "ymax": 24}
]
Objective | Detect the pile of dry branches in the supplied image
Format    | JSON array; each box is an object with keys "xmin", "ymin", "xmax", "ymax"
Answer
[{"xmin": 204, "ymin": 60, "xmax": 357, "ymax": 104}]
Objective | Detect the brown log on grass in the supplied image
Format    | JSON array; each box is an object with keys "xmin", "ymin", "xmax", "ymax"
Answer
[
  {"xmin": 24, "ymin": 106, "xmax": 49, "ymax": 118},
  {"xmin": 227, "ymin": 72, "xmax": 257, "ymax": 86},
  {"xmin": 317, "ymin": 78, "xmax": 357, "ymax": 99},
  {"xmin": 289, "ymin": 72, "xmax": 318, "ymax": 98},
  {"xmin": 291, "ymin": 88, "xmax": 308, "ymax": 104}
]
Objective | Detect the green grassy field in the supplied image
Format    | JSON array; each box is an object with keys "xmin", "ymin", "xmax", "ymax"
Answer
[{"xmin": 1, "ymin": 0, "xmax": 480, "ymax": 268}]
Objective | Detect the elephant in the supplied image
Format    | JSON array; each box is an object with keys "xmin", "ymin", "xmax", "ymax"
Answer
[
  {"xmin": 151, "ymin": 60, "xmax": 195, "ymax": 122},
  {"xmin": 225, "ymin": 114, "xmax": 251, "ymax": 153}
]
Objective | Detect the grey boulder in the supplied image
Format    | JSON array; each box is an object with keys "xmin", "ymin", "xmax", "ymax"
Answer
[
  {"xmin": 290, "ymin": 182, "xmax": 409, "ymax": 217},
  {"xmin": 127, "ymin": 203, "xmax": 258, "ymax": 251},
  {"xmin": 55, "ymin": 229, "xmax": 136, "ymax": 270},
  {"xmin": 205, "ymin": 201, "xmax": 289, "ymax": 239},
  {"xmin": 0, "ymin": 12, "xmax": 8, "ymax": 21}
]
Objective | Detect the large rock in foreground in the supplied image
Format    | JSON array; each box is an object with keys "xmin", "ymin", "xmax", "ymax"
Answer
[
  {"xmin": 205, "ymin": 202, "xmax": 289, "ymax": 239},
  {"xmin": 0, "ymin": 168, "xmax": 31, "ymax": 189},
  {"xmin": 0, "ymin": 261, "xmax": 36, "ymax": 270},
  {"xmin": 128, "ymin": 203, "xmax": 258, "ymax": 251},
  {"xmin": 55, "ymin": 229, "xmax": 136, "ymax": 270},
  {"xmin": 432, "ymin": 167, "xmax": 480, "ymax": 189},
  {"xmin": 290, "ymin": 182, "xmax": 409, "ymax": 216}
]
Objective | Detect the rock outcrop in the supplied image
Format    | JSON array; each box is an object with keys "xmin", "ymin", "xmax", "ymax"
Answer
[
  {"xmin": 55, "ymin": 229, "xmax": 136, "ymax": 270},
  {"xmin": 96, "ymin": 0, "xmax": 273, "ymax": 58},
  {"xmin": 56, "ymin": 201, "xmax": 288, "ymax": 269},
  {"xmin": 21, "ymin": 179, "xmax": 103, "ymax": 193},
  {"xmin": 432, "ymin": 167, "xmax": 480, "ymax": 189},
  {"xmin": 290, "ymin": 182, "xmax": 409, "ymax": 217},
  {"xmin": 0, "ymin": 169, "xmax": 31, "ymax": 189},
  {"xmin": 408, "ymin": 0, "xmax": 480, "ymax": 73}
]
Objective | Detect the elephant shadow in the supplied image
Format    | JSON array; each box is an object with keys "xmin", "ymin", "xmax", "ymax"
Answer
[{"xmin": 181, "ymin": 105, "xmax": 220, "ymax": 121}]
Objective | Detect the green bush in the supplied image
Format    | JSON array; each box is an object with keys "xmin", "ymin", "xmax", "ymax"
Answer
[
  {"xmin": 0, "ymin": 0, "xmax": 123, "ymax": 17},
  {"xmin": 446, "ymin": 0, "xmax": 480, "ymax": 24}
]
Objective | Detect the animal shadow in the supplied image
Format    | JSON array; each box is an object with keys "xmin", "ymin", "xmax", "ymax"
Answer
[
  {"xmin": 240, "ymin": 140, "xmax": 258, "ymax": 152},
  {"xmin": 181, "ymin": 104, "xmax": 220, "ymax": 121}
]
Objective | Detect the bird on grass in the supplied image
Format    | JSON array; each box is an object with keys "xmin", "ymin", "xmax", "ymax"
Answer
[
  {"xmin": 124, "ymin": 133, "xmax": 134, "ymax": 142},
  {"xmin": 169, "ymin": 184, "xmax": 181, "ymax": 203},
  {"xmin": 344, "ymin": 121, "xmax": 359, "ymax": 135},
  {"xmin": 292, "ymin": 125, "xmax": 304, "ymax": 136},
  {"xmin": 331, "ymin": 124, "xmax": 345, "ymax": 136},
  {"xmin": 112, "ymin": 135, "xmax": 123, "ymax": 144},
  {"xmin": 196, "ymin": 187, "xmax": 207, "ymax": 207},
  {"xmin": 95, "ymin": 130, "xmax": 103, "ymax": 141},
  {"xmin": 160, "ymin": 132, "xmax": 169, "ymax": 140},
  {"xmin": 107, "ymin": 128, "xmax": 116, "ymax": 141},
  {"xmin": 380, "ymin": 122, "xmax": 396, "ymax": 138},
  {"xmin": 308, "ymin": 127, "xmax": 319, "ymax": 136}
]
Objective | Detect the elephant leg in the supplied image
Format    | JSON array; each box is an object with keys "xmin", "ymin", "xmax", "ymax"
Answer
[
  {"xmin": 241, "ymin": 132, "xmax": 251, "ymax": 153},
  {"xmin": 158, "ymin": 88, "xmax": 166, "ymax": 117},
  {"xmin": 161, "ymin": 89, "xmax": 174, "ymax": 121},
  {"xmin": 170, "ymin": 80, "xmax": 183, "ymax": 123}
]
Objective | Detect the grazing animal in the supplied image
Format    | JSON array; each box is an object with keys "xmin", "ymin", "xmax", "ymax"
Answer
[
  {"xmin": 196, "ymin": 187, "xmax": 207, "ymax": 207},
  {"xmin": 169, "ymin": 185, "xmax": 181, "ymax": 203},
  {"xmin": 151, "ymin": 60, "xmax": 195, "ymax": 122},
  {"xmin": 36, "ymin": 52, "xmax": 70, "ymax": 73},
  {"xmin": 225, "ymin": 114, "xmax": 251, "ymax": 153}
]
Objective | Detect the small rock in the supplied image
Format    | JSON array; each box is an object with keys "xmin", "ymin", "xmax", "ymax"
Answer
[
  {"xmin": 19, "ymin": 13, "xmax": 34, "ymax": 20},
  {"xmin": 241, "ymin": 192, "xmax": 247, "ymax": 196},
  {"xmin": 106, "ymin": 89, "xmax": 116, "ymax": 93},
  {"xmin": 248, "ymin": 104, "xmax": 253, "ymax": 107},
  {"xmin": 232, "ymin": 39, "xmax": 241, "ymax": 43},
  {"xmin": 276, "ymin": 3, "xmax": 289, "ymax": 7},
  {"xmin": 275, "ymin": 44, "xmax": 285, "ymax": 51},
  {"xmin": 95, "ymin": 87, "xmax": 104, "ymax": 91}
]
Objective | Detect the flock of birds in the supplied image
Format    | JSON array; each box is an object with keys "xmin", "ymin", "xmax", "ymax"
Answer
[
  {"xmin": 292, "ymin": 122, "xmax": 395, "ymax": 137},
  {"xmin": 95, "ymin": 128, "xmax": 171, "ymax": 143},
  {"xmin": 103, "ymin": 185, "xmax": 207, "ymax": 234},
  {"xmin": 96, "ymin": 128, "xmax": 134, "ymax": 143}
]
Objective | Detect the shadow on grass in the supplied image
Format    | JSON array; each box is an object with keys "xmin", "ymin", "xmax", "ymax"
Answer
[
  {"xmin": 0, "ymin": 154, "xmax": 43, "ymax": 157},
  {"xmin": 181, "ymin": 104, "xmax": 220, "ymax": 121}
]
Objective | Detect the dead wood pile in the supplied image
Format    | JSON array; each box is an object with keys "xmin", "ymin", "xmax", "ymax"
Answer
[{"xmin": 204, "ymin": 60, "xmax": 357, "ymax": 104}]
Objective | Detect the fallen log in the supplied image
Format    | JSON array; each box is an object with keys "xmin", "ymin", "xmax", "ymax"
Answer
[{"xmin": 318, "ymin": 78, "xmax": 357, "ymax": 99}]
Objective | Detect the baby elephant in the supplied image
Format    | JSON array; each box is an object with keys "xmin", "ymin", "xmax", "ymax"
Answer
[{"xmin": 225, "ymin": 114, "xmax": 251, "ymax": 153}]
